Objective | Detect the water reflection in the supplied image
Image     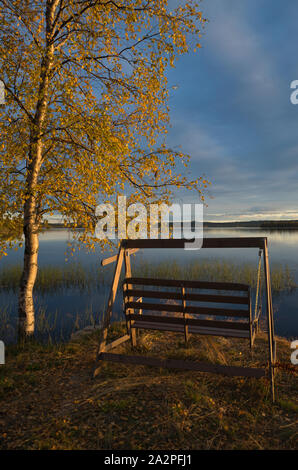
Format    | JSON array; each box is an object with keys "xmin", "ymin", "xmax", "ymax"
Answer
[{"xmin": 0, "ymin": 228, "xmax": 297, "ymax": 342}]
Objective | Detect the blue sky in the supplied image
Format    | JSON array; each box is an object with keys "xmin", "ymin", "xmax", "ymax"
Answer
[{"xmin": 166, "ymin": 0, "xmax": 298, "ymax": 221}]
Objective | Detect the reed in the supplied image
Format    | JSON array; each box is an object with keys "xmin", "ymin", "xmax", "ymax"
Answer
[
  {"xmin": 0, "ymin": 259, "xmax": 295, "ymax": 345},
  {"xmin": 0, "ymin": 259, "xmax": 295, "ymax": 293},
  {"xmin": 134, "ymin": 259, "xmax": 296, "ymax": 292},
  {"xmin": 0, "ymin": 302, "xmax": 103, "ymax": 345},
  {"xmin": 0, "ymin": 262, "xmax": 106, "ymax": 293}
]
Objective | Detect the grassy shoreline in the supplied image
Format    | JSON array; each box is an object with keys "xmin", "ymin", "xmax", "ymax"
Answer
[
  {"xmin": 0, "ymin": 259, "xmax": 296, "ymax": 344},
  {"xmin": 0, "ymin": 323, "xmax": 297, "ymax": 450},
  {"xmin": 0, "ymin": 259, "xmax": 296, "ymax": 292}
]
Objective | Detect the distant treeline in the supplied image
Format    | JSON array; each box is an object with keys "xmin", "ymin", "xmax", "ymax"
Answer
[
  {"xmin": 43, "ymin": 220, "xmax": 298, "ymax": 230},
  {"xmin": 203, "ymin": 220, "xmax": 298, "ymax": 228}
]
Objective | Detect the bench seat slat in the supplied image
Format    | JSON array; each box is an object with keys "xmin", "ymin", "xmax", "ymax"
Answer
[
  {"xmin": 131, "ymin": 321, "xmax": 251, "ymax": 339},
  {"xmin": 124, "ymin": 289, "xmax": 249, "ymax": 305},
  {"xmin": 125, "ymin": 301, "xmax": 249, "ymax": 318}
]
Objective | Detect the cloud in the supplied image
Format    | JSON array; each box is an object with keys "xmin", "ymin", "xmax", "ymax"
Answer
[
  {"xmin": 169, "ymin": 116, "xmax": 298, "ymax": 218},
  {"xmin": 203, "ymin": 1, "xmax": 283, "ymax": 112},
  {"xmin": 165, "ymin": 1, "xmax": 298, "ymax": 221}
]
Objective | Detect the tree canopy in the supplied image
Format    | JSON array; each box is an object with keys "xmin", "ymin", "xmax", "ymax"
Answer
[
  {"xmin": 0, "ymin": 0, "xmax": 209, "ymax": 337},
  {"xmin": 0, "ymin": 0, "xmax": 208, "ymax": 252}
]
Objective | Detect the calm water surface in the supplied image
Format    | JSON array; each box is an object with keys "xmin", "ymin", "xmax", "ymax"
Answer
[{"xmin": 0, "ymin": 228, "xmax": 297, "ymax": 342}]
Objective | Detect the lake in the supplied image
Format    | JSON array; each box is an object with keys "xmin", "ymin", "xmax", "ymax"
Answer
[{"xmin": 0, "ymin": 227, "xmax": 297, "ymax": 343}]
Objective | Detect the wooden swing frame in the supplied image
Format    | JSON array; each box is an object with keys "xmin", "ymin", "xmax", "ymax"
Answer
[{"xmin": 94, "ymin": 237, "xmax": 277, "ymax": 401}]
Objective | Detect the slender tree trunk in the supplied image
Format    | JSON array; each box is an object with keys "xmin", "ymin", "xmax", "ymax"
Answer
[
  {"xmin": 18, "ymin": 135, "xmax": 43, "ymax": 340},
  {"xmin": 18, "ymin": 203, "xmax": 39, "ymax": 339},
  {"xmin": 17, "ymin": 0, "xmax": 58, "ymax": 340},
  {"xmin": 18, "ymin": 132, "xmax": 46, "ymax": 340}
]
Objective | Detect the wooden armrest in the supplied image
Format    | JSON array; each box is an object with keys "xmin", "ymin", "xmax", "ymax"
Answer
[{"xmin": 102, "ymin": 248, "xmax": 139, "ymax": 266}]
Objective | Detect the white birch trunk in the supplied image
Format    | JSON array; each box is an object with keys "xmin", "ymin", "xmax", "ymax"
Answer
[
  {"xmin": 18, "ymin": 0, "xmax": 58, "ymax": 340},
  {"xmin": 18, "ymin": 207, "xmax": 39, "ymax": 338}
]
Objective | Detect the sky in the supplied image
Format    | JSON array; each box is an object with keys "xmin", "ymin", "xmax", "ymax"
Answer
[{"xmin": 166, "ymin": 0, "xmax": 298, "ymax": 221}]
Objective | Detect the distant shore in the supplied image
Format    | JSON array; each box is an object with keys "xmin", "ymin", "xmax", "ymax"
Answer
[
  {"xmin": 44, "ymin": 219, "xmax": 298, "ymax": 230},
  {"xmin": 204, "ymin": 220, "xmax": 298, "ymax": 229}
]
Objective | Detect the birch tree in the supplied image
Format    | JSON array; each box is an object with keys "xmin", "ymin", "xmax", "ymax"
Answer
[{"xmin": 0, "ymin": 0, "xmax": 208, "ymax": 339}]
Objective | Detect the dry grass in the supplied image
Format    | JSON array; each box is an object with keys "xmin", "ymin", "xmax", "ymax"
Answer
[{"xmin": 0, "ymin": 322, "xmax": 297, "ymax": 450}]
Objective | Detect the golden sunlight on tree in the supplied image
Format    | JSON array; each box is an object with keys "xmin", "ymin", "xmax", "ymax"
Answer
[{"xmin": 0, "ymin": 0, "xmax": 208, "ymax": 339}]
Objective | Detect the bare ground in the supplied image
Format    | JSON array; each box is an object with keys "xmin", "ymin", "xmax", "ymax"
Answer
[{"xmin": 0, "ymin": 322, "xmax": 297, "ymax": 450}]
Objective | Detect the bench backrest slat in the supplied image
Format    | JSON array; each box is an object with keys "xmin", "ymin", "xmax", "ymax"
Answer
[
  {"xmin": 123, "ymin": 276, "xmax": 252, "ymax": 340},
  {"xmin": 124, "ymin": 289, "xmax": 249, "ymax": 305},
  {"xmin": 128, "ymin": 313, "xmax": 250, "ymax": 331},
  {"xmin": 123, "ymin": 277, "xmax": 249, "ymax": 292},
  {"xmin": 125, "ymin": 301, "xmax": 249, "ymax": 318}
]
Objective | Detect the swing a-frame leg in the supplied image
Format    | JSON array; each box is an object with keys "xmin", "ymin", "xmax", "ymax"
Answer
[
  {"xmin": 94, "ymin": 246, "xmax": 129, "ymax": 377},
  {"xmin": 94, "ymin": 246, "xmax": 137, "ymax": 376}
]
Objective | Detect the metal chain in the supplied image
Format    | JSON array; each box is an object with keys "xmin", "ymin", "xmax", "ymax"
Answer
[{"xmin": 254, "ymin": 250, "xmax": 262, "ymax": 325}]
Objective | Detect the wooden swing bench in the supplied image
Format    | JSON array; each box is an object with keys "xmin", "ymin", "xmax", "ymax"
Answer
[
  {"xmin": 123, "ymin": 277, "xmax": 257, "ymax": 348},
  {"xmin": 95, "ymin": 238, "xmax": 276, "ymax": 401}
]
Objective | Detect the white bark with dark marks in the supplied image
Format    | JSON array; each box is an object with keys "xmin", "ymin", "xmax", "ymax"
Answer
[{"xmin": 18, "ymin": 0, "xmax": 59, "ymax": 340}]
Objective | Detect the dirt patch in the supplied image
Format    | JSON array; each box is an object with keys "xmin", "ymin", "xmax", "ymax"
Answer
[{"xmin": 0, "ymin": 323, "xmax": 297, "ymax": 450}]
